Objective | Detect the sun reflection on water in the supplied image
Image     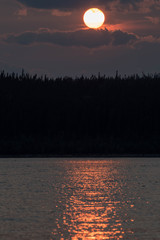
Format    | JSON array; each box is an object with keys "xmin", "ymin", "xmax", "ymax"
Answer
[{"xmin": 51, "ymin": 161, "xmax": 125, "ymax": 239}]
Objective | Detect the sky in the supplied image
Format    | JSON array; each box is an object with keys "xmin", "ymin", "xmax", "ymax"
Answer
[{"xmin": 0, "ymin": 0, "xmax": 160, "ymax": 77}]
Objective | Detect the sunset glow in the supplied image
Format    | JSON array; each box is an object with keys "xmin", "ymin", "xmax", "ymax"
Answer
[{"xmin": 83, "ymin": 8, "xmax": 105, "ymax": 29}]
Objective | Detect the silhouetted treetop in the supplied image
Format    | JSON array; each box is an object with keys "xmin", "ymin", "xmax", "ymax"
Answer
[{"xmin": 0, "ymin": 70, "xmax": 160, "ymax": 155}]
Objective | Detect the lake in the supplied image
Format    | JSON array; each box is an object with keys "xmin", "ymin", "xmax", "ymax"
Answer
[{"xmin": 0, "ymin": 158, "xmax": 160, "ymax": 240}]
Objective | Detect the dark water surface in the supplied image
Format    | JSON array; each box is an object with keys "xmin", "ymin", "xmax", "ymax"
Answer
[{"xmin": 0, "ymin": 158, "xmax": 160, "ymax": 240}]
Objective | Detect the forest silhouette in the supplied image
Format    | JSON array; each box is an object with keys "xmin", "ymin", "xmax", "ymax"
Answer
[{"xmin": 0, "ymin": 70, "xmax": 160, "ymax": 156}]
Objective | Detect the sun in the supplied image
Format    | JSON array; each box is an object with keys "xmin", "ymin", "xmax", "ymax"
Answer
[{"xmin": 83, "ymin": 8, "xmax": 105, "ymax": 29}]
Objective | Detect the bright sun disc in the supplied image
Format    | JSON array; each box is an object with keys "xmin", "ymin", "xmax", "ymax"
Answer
[{"xmin": 83, "ymin": 8, "xmax": 105, "ymax": 29}]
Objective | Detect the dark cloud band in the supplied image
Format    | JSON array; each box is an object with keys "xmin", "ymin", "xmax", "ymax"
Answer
[
  {"xmin": 16, "ymin": 0, "xmax": 143, "ymax": 10},
  {"xmin": 4, "ymin": 28, "xmax": 137, "ymax": 48}
]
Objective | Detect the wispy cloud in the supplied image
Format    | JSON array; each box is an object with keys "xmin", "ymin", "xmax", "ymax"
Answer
[
  {"xmin": 16, "ymin": 8, "xmax": 27, "ymax": 16},
  {"xmin": 145, "ymin": 16, "xmax": 160, "ymax": 24},
  {"xmin": 51, "ymin": 10, "xmax": 71, "ymax": 17}
]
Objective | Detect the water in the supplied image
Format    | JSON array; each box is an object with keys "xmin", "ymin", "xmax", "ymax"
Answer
[{"xmin": 0, "ymin": 158, "xmax": 160, "ymax": 240}]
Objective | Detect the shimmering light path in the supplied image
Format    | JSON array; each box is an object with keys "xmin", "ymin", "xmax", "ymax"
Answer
[{"xmin": 0, "ymin": 158, "xmax": 160, "ymax": 240}]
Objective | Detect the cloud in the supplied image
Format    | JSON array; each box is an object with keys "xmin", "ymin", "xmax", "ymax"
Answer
[
  {"xmin": 140, "ymin": 35, "xmax": 160, "ymax": 44},
  {"xmin": 16, "ymin": 8, "xmax": 27, "ymax": 16},
  {"xmin": 51, "ymin": 10, "xmax": 71, "ymax": 17},
  {"xmin": 16, "ymin": 0, "xmax": 146, "ymax": 11},
  {"xmin": 16, "ymin": 0, "xmax": 91, "ymax": 10},
  {"xmin": 4, "ymin": 28, "xmax": 137, "ymax": 48},
  {"xmin": 112, "ymin": 30, "xmax": 136, "ymax": 45},
  {"xmin": 145, "ymin": 16, "xmax": 160, "ymax": 24}
]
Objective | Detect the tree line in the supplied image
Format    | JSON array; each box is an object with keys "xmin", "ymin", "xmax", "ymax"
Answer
[{"xmin": 0, "ymin": 70, "xmax": 160, "ymax": 155}]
